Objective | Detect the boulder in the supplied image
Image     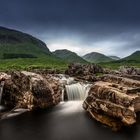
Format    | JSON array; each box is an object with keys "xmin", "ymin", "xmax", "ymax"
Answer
[
  {"xmin": 2, "ymin": 71, "xmax": 61, "ymax": 110},
  {"xmin": 65, "ymin": 63, "xmax": 103, "ymax": 81},
  {"xmin": 83, "ymin": 75, "xmax": 140, "ymax": 130}
]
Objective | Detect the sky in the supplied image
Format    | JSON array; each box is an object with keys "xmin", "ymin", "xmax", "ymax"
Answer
[{"xmin": 0, "ymin": 0, "xmax": 140, "ymax": 57}]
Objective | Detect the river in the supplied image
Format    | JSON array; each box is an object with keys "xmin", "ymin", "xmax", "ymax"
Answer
[{"xmin": 0, "ymin": 101, "xmax": 140, "ymax": 140}]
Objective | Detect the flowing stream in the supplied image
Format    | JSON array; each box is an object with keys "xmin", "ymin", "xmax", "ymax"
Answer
[
  {"xmin": 65, "ymin": 83, "xmax": 91, "ymax": 101},
  {"xmin": 53, "ymin": 74, "xmax": 91, "ymax": 101},
  {"xmin": 0, "ymin": 74, "xmax": 140, "ymax": 140},
  {"xmin": 0, "ymin": 81, "xmax": 4, "ymax": 105},
  {"xmin": 0, "ymin": 81, "xmax": 5, "ymax": 111},
  {"xmin": 0, "ymin": 101, "xmax": 139, "ymax": 140}
]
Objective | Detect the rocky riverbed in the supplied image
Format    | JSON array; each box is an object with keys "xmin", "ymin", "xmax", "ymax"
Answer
[{"xmin": 0, "ymin": 64, "xmax": 140, "ymax": 131}]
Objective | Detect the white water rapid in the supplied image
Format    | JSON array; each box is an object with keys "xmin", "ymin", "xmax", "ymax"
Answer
[
  {"xmin": 52, "ymin": 74, "xmax": 91, "ymax": 101},
  {"xmin": 0, "ymin": 81, "xmax": 4, "ymax": 105},
  {"xmin": 65, "ymin": 83, "xmax": 91, "ymax": 101},
  {"xmin": 0, "ymin": 81, "xmax": 5, "ymax": 111}
]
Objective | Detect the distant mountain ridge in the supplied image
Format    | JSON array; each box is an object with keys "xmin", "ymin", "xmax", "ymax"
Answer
[
  {"xmin": 108, "ymin": 56, "xmax": 120, "ymax": 60},
  {"xmin": 0, "ymin": 26, "xmax": 140, "ymax": 66},
  {"xmin": 83, "ymin": 52, "xmax": 113, "ymax": 63},
  {"xmin": 53, "ymin": 49, "xmax": 87, "ymax": 63}
]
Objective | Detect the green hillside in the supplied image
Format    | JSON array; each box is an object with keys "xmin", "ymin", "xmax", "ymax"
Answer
[
  {"xmin": 83, "ymin": 52, "xmax": 113, "ymax": 63},
  {"xmin": 122, "ymin": 51, "xmax": 140, "ymax": 61},
  {"xmin": 0, "ymin": 26, "xmax": 68, "ymax": 70},
  {"xmin": 0, "ymin": 26, "xmax": 52, "ymax": 59},
  {"xmin": 1, "ymin": 26, "xmax": 139, "ymax": 70},
  {"xmin": 53, "ymin": 49, "xmax": 88, "ymax": 63},
  {"xmin": 99, "ymin": 51, "xmax": 140, "ymax": 69}
]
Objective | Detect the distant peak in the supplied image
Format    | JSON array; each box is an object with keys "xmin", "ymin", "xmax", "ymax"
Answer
[{"xmin": 52, "ymin": 49, "xmax": 87, "ymax": 63}]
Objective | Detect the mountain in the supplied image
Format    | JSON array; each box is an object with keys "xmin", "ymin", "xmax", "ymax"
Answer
[
  {"xmin": 0, "ymin": 26, "xmax": 52, "ymax": 59},
  {"xmin": 83, "ymin": 52, "xmax": 113, "ymax": 63},
  {"xmin": 53, "ymin": 49, "xmax": 87, "ymax": 63},
  {"xmin": 122, "ymin": 51, "xmax": 140, "ymax": 62},
  {"xmin": 108, "ymin": 56, "xmax": 120, "ymax": 60}
]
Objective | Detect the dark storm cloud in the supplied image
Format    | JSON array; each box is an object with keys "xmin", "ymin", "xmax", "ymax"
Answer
[
  {"xmin": 1, "ymin": 0, "xmax": 140, "ymax": 27},
  {"xmin": 0, "ymin": 0, "xmax": 140, "ymax": 57}
]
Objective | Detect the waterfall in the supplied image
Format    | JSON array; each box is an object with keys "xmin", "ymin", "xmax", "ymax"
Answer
[
  {"xmin": 52, "ymin": 74, "xmax": 91, "ymax": 101},
  {"xmin": 0, "ymin": 81, "xmax": 4, "ymax": 105},
  {"xmin": 53, "ymin": 74, "xmax": 75, "ymax": 85},
  {"xmin": 65, "ymin": 83, "xmax": 91, "ymax": 101},
  {"xmin": 61, "ymin": 88, "xmax": 65, "ymax": 102}
]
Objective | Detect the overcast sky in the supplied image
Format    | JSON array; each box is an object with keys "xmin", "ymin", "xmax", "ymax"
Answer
[{"xmin": 0, "ymin": 0, "xmax": 140, "ymax": 57}]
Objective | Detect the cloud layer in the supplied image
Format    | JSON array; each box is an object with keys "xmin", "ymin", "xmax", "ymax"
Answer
[{"xmin": 0, "ymin": 0, "xmax": 140, "ymax": 57}]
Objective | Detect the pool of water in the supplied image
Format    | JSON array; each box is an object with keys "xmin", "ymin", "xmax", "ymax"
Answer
[{"xmin": 0, "ymin": 101, "xmax": 140, "ymax": 140}]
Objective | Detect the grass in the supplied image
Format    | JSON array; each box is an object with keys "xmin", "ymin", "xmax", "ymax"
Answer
[
  {"xmin": 0, "ymin": 57, "xmax": 68, "ymax": 71},
  {"xmin": 95, "ymin": 72, "xmax": 104, "ymax": 76},
  {"xmin": 0, "ymin": 58, "xmax": 140, "ymax": 71},
  {"xmin": 99, "ymin": 60, "xmax": 140, "ymax": 70}
]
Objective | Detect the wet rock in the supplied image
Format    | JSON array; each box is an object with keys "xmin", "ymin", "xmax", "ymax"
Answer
[
  {"xmin": 2, "ymin": 71, "xmax": 61, "ymax": 110},
  {"xmin": 102, "ymin": 74, "xmax": 140, "ymax": 88},
  {"xmin": 30, "ymin": 69, "xmax": 63, "ymax": 75},
  {"xmin": 119, "ymin": 66, "xmax": 140, "ymax": 75},
  {"xmin": 103, "ymin": 67, "xmax": 140, "ymax": 81},
  {"xmin": 83, "ymin": 75, "xmax": 140, "ymax": 130},
  {"xmin": 0, "ymin": 73, "xmax": 11, "ymax": 81},
  {"xmin": 83, "ymin": 102, "xmax": 123, "ymax": 131},
  {"xmin": 120, "ymin": 75, "xmax": 140, "ymax": 81},
  {"xmin": 103, "ymin": 68, "xmax": 120, "ymax": 75},
  {"xmin": 65, "ymin": 63, "xmax": 103, "ymax": 81},
  {"xmin": 45, "ymin": 75, "xmax": 62, "ymax": 104}
]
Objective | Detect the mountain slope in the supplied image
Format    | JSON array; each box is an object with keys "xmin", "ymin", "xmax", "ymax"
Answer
[
  {"xmin": 0, "ymin": 26, "xmax": 52, "ymax": 59},
  {"xmin": 0, "ymin": 26, "xmax": 68, "ymax": 70},
  {"xmin": 122, "ymin": 51, "xmax": 140, "ymax": 62},
  {"xmin": 99, "ymin": 50, "xmax": 140, "ymax": 70},
  {"xmin": 108, "ymin": 56, "xmax": 120, "ymax": 60},
  {"xmin": 53, "ymin": 49, "xmax": 87, "ymax": 63},
  {"xmin": 83, "ymin": 52, "xmax": 113, "ymax": 63}
]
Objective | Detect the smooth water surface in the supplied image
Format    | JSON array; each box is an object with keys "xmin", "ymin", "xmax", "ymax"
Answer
[{"xmin": 0, "ymin": 101, "xmax": 140, "ymax": 140}]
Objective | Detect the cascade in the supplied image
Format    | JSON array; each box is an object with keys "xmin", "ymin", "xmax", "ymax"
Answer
[
  {"xmin": 53, "ymin": 74, "xmax": 75, "ymax": 85},
  {"xmin": 65, "ymin": 83, "xmax": 91, "ymax": 101},
  {"xmin": 0, "ymin": 81, "xmax": 4, "ymax": 105},
  {"xmin": 52, "ymin": 74, "xmax": 91, "ymax": 101}
]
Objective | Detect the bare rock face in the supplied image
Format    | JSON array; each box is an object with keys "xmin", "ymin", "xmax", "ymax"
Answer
[
  {"xmin": 83, "ymin": 74, "xmax": 140, "ymax": 130},
  {"xmin": 65, "ymin": 63, "xmax": 103, "ymax": 81},
  {"xmin": 2, "ymin": 71, "xmax": 61, "ymax": 110}
]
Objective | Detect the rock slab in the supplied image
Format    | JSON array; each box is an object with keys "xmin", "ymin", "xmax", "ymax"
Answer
[{"xmin": 83, "ymin": 75, "xmax": 140, "ymax": 130}]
